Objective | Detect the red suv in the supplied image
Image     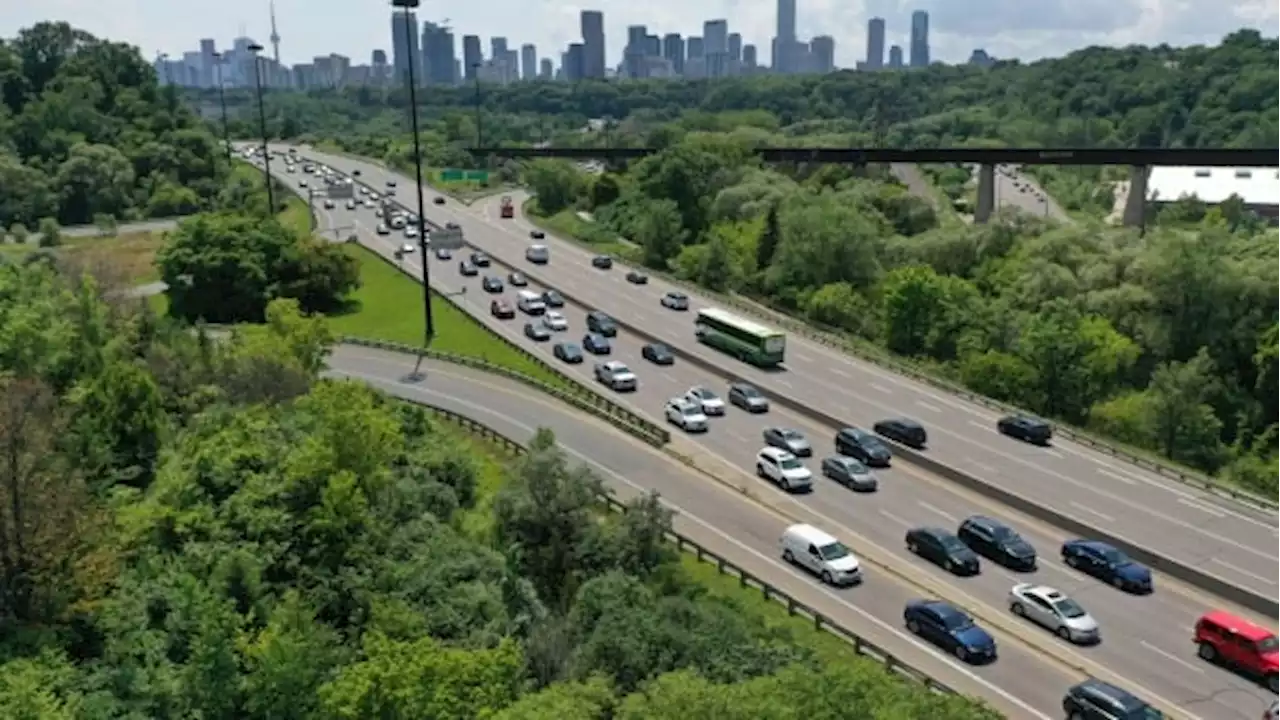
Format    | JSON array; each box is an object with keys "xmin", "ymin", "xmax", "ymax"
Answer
[{"xmin": 1194, "ymin": 610, "xmax": 1279, "ymax": 691}]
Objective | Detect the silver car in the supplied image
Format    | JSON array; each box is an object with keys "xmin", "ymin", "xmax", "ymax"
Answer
[
  {"xmin": 820, "ymin": 455, "xmax": 878, "ymax": 491},
  {"xmin": 1008, "ymin": 584, "xmax": 1099, "ymax": 644},
  {"xmin": 763, "ymin": 427, "xmax": 811, "ymax": 457}
]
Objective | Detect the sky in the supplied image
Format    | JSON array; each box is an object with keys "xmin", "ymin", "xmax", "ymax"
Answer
[{"xmin": 4, "ymin": 0, "xmax": 1277, "ymax": 70}]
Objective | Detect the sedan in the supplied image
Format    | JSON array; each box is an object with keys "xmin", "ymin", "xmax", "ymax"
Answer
[
  {"xmin": 685, "ymin": 387, "xmax": 725, "ymax": 416},
  {"xmin": 435, "ymin": 248, "xmax": 452, "ymax": 261},
  {"xmin": 323, "ymin": 199, "xmax": 335, "ymax": 209},
  {"xmin": 400, "ymin": 243, "xmax": 416, "ymax": 255},
  {"xmin": 904, "ymin": 600, "xmax": 997, "ymax": 663},
  {"xmin": 1008, "ymin": 584, "xmax": 1100, "ymax": 644},
  {"xmin": 508, "ymin": 272, "xmax": 528, "ymax": 287},
  {"xmin": 958, "ymin": 516, "xmax": 1037, "ymax": 571},
  {"xmin": 661, "ymin": 291, "xmax": 690, "ymax": 311},
  {"xmin": 433, "ymin": 196, "xmax": 445, "ymax": 205},
  {"xmin": 481, "ymin": 276, "xmax": 505, "ymax": 293},
  {"xmin": 554, "ymin": 342, "xmax": 583, "ymax": 364},
  {"xmin": 345, "ymin": 200, "xmax": 357, "ymax": 210},
  {"xmin": 471, "ymin": 252, "xmax": 491, "ymax": 268},
  {"xmin": 524, "ymin": 322, "xmax": 552, "ymax": 342},
  {"xmin": 820, "ymin": 456, "xmax": 878, "ymax": 492},
  {"xmin": 626, "ymin": 270, "xmax": 649, "ymax": 284},
  {"xmin": 386, "ymin": 179, "xmax": 396, "ymax": 187},
  {"xmin": 529, "ymin": 229, "xmax": 545, "ymax": 239},
  {"xmin": 542, "ymin": 290, "xmax": 565, "ymax": 308},
  {"xmin": 1061, "ymin": 540, "xmax": 1153, "ymax": 593},
  {"xmin": 906, "ymin": 527, "xmax": 981, "ymax": 576},
  {"xmin": 728, "ymin": 383, "xmax": 769, "ymax": 413},
  {"xmin": 375, "ymin": 224, "xmax": 390, "ymax": 235},
  {"xmin": 542, "ymin": 311, "xmax": 568, "ymax": 331},
  {"xmin": 591, "ymin": 255, "xmax": 613, "ymax": 269},
  {"xmin": 666, "ymin": 399, "xmax": 708, "ymax": 433},
  {"xmin": 459, "ymin": 260, "xmax": 478, "ymax": 277},
  {"xmin": 642, "ymin": 343, "xmax": 675, "ymax": 365},
  {"xmin": 490, "ymin": 300, "xmax": 515, "ymax": 319},
  {"xmin": 763, "ymin": 427, "xmax": 812, "ymax": 457},
  {"xmin": 582, "ymin": 333, "xmax": 611, "ymax": 355}
]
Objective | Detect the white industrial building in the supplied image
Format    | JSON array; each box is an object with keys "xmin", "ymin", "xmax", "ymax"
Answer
[{"xmin": 1147, "ymin": 166, "xmax": 1279, "ymax": 220}]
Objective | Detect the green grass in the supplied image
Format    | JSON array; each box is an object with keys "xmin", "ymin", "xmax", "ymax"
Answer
[
  {"xmin": 523, "ymin": 200, "xmax": 639, "ymax": 261},
  {"xmin": 326, "ymin": 243, "xmax": 574, "ymax": 393},
  {"xmin": 1, "ymin": 231, "xmax": 168, "ymax": 285}
]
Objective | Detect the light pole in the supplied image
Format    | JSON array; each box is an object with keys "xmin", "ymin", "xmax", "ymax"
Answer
[
  {"xmin": 211, "ymin": 52, "xmax": 232, "ymax": 165},
  {"xmin": 246, "ymin": 43, "xmax": 275, "ymax": 213},
  {"xmin": 392, "ymin": 0, "xmax": 435, "ymax": 345}
]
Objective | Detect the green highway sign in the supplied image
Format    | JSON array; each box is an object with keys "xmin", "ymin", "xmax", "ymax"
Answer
[{"xmin": 439, "ymin": 169, "xmax": 489, "ymax": 182}]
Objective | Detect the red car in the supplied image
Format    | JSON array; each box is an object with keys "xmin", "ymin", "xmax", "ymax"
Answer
[
  {"xmin": 490, "ymin": 300, "xmax": 515, "ymax": 319},
  {"xmin": 1195, "ymin": 610, "xmax": 1278, "ymax": 691}
]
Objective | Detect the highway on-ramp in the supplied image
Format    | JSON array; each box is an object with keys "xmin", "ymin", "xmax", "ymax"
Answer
[{"xmin": 257, "ymin": 147, "xmax": 1278, "ymax": 719}]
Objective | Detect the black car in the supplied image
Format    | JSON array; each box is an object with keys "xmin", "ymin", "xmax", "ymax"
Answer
[
  {"xmin": 1061, "ymin": 540, "xmax": 1153, "ymax": 593},
  {"xmin": 508, "ymin": 272, "xmax": 528, "ymax": 287},
  {"xmin": 529, "ymin": 229, "xmax": 545, "ymax": 239},
  {"xmin": 459, "ymin": 260, "xmax": 478, "ymax": 276},
  {"xmin": 583, "ymin": 333, "xmax": 611, "ymax": 354},
  {"xmin": 626, "ymin": 270, "xmax": 649, "ymax": 284},
  {"xmin": 1063, "ymin": 679, "xmax": 1160, "ymax": 720},
  {"xmin": 554, "ymin": 342, "xmax": 583, "ymax": 364},
  {"xmin": 997, "ymin": 414, "xmax": 1052, "ymax": 445},
  {"xmin": 352, "ymin": 169, "xmax": 361, "ymax": 177},
  {"xmin": 591, "ymin": 255, "xmax": 613, "ymax": 269},
  {"xmin": 728, "ymin": 383, "xmax": 769, "ymax": 413},
  {"xmin": 385, "ymin": 179, "xmax": 395, "ymax": 187},
  {"xmin": 957, "ymin": 516, "xmax": 1037, "ymax": 571},
  {"xmin": 873, "ymin": 418, "xmax": 928, "ymax": 449},
  {"xmin": 904, "ymin": 600, "xmax": 997, "ymax": 664},
  {"xmin": 642, "ymin": 343, "xmax": 675, "ymax": 365},
  {"xmin": 906, "ymin": 527, "xmax": 981, "ymax": 575},
  {"xmin": 542, "ymin": 290, "xmax": 565, "ymax": 308},
  {"xmin": 435, "ymin": 248, "xmax": 452, "ymax": 261},
  {"xmin": 433, "ymin": 196, "xmax": 445, "ymax": 205},
  {"xmin": 834, "ymin": 427, "xmax": 892, "ymax": 467},
  {"xmin": 524, "ymin": 322, "xmax": 552, "ymax": 342},
  {"xmin": 586, "ymin": 311, "xmax": 618, "ymax": 337},
  {"xmin": 445, "ymin": 222, "xmax": 460, "ymax": 230},
  {"xmin": 471, "ymin": 251, "xmax": 491, "ymax": 268},
  {"xmin": 482, "ymin": 275, "xmax": 504, "ymax": 293}
]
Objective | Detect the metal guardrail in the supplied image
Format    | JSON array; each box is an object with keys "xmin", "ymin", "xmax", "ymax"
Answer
[{"xmin": 411, "ymin": 397, "xmax": 960, "ymax": 698}]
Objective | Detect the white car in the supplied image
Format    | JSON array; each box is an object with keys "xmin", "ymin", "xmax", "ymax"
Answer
[
  {"xmin": 345, "ymin": 200, "xmax": 356, "ymax": 210},
  {"xmin": 542, "ymin": 311, "xmax": 568, "ymax": 331},
  {"xmin": 594, "ymin": 361, "xmax": 637, "ymax": 391},
  {"xmin": 756, "ymin": 447, "xmax": 812, "ymax": 491},
  {"xmin": 400, "ymin": 243, "xmax": 416, "ymax": 254},
  {"xmin": 665, "ymin": 398, "xmax": 708, "ymax": 432},
  {"xmin": 685, "ymin": 386, "xmax": 725, "ymax": 415},
  {"xmin": 405, "ymin": 226, "xmax": 418, "ymax": 239},
  {"xmin": 1008, "ymin": 584, "xmax": 1099, "ymax": 644}
]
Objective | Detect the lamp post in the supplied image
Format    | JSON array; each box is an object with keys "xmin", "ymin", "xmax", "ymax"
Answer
[
  {"xmin": 246, "ymin": 43, "xmax": 275, "ymax": 213},
  {"xmin": 211, "ymin": 52, "xmax": 232, "ymax": 164},
  {"xmin": 392, "ymin": 0, "xmax": 435, "ymax": 344}
]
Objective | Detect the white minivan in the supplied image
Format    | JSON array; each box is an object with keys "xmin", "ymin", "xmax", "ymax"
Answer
[
  {"xmin": 780, "ymin": 523, "xmax": 862, "ymax": 586},
  {"xmin": 516, "ymin": 290, "xmax": 546, "ymax": 315}
]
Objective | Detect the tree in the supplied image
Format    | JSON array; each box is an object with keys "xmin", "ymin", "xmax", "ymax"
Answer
[
  {"xmin": 36, "ymin": 217, "xmax": 59, "ymax": 247},
  {"xmin": 589, "ymin": 173, "xmax": 621, "ymax": 209},
  {"xmin": 633, "ymin": 198, "xmax": 685, "ymax": 269},
  {"xmin": 756, "ymin": 204, "xmax": 780, "ymax": 270},
  {"xmin": 1145, "ymin": 349, "xmax": 1225, "ymax": 467},
  {"xmin": 526, "ymin": 159, "xmax": 583, "ymax": 216},
  {"xmin": 7, "ymin": 222, "xmax": 27, "ymax": 245}
]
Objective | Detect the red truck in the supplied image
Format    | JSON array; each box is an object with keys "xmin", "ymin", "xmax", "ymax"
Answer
[{"xmin": 499, "ymin": 195, "xmax": 514, "ymax": 218}]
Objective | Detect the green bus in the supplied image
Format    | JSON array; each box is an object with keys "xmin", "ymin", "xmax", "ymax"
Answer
[{"xmin": 694, "ymin": 308, "xmax": 787, "ymax": 367}]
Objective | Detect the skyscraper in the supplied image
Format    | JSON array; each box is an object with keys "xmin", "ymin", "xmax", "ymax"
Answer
[
  {"xmin": 199, "ymin": 38, "xmax": 216, "ymax": 88},
  {"xmin": 909, "ymin": 11, "xmax": 930, "ymax": 67},
  {"xmin": 866, "ymin": 18, "xmax": 885, "ymax": 70},
  {"xmin": 421, "ymin": 22, "xmax": 456, "ymax": 85},
  {"xmin": 703, "ymin": 19, "xmax": 729, "ymax": 77},
  {"xmin": 775, "ymin": 0, "xmax": 796, "ymax": 73},
  {"xmin": 662, "ymin": 33, "xmax": 685, "ymax": 75},
  {"xmin": 521, "ymin": 44, "xmax": 537, "ymax": 80},
  {"xmin": 565, "ymin": 43, "xmax": 585, "ymax": 81},
  {"xmin": 687, "ymin": 36, "xmax": 704, "ymax": 59},
  {"xmin": 390, "ymin": 10, "xmax": 419, "ymax": 84},
  {"xmin": 728, "ymin": 33, "xmax": 742, "ymax": 63},
  {"xmin": 580, "ymin": 10, "xmax": 605, "ymax": 79},
  {"xmin": 491, "ymin": 37, "xmax": 508, "ymax": 59},
  {"xmin": 810, "ymin": 36, "xmax": 835, "ymax": 73},
  {"xmin": 742, "ymin": 44, "xmax": 758, "ymax": 72},
  {"xmin": 462, "ymin": 35, "xmax": 482, "ymax": 79},
  {"xmin": 888, "ymin": 45, "xmax": 904, "ymax": 68},
  {"xmin": 624, "ymin": 25, "xmax": 648, "ymax": 78},
  {"xmin": 539, "ymin": 58, "xmax": 553, "ymax": 79}
]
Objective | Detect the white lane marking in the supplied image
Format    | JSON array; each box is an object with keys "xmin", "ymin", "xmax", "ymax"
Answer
[
  {"xmin": 916, "ymin": 401, "xmax": 942, "ymax": 413},
  {"xmin": 1069, "ymin": 502, "xmax": 1115, "ymax": 523},
  {"xmin": 1097, "ymin": 469, "xmax": 1137, "ymax": 486},
  {"xmin": 968, "ymin": 420, "xmax": 994, "ymax": 432},
  {"xmin": 1044, "ymin": 449, "xmax": 1064, "ymax": 459},
  {"xmin": 1210, "ymin": 558, "xmax": 1274, "ymax": 585},
  {"xmin": 879, "ymin": 509, "xmax": 911, "ymax": 528},
  {"xmin": 918, "ymin": 501, "xmax": 957, "ymax": 523},
  {"xmin": 776, "ymin": 379, "xmax": 793, "ymax": 389},
  {"xmin": 792, "ymin": 352, "xmax": 813, "ymax": 363},
  {"xmin": 831, "ymin": 368, "xmax": 850, "ymax": 378},
  {"xmin": 1139, "ymin": 641, "xmax": 1205, "ymax": 675},
  {"xmin": 726, "ymin": 431, "xmax": 749, "ymax": 444},
  {"xmin": 869, "ymin": 383, "xmax": 893, "ymax": 394},
  {"xmin": 331, "ymin": 367, "xmax": 1054, "ymax": 719},
  {"xmin": 1178, "ymin": 498, "xmax": 1225, "ymax": 518},
  {"xmin": 966, "ymin": 460, "xmax": 995, "ymax": 475}
]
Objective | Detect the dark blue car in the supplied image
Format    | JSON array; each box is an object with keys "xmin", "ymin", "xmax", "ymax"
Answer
[
  {"xmin": 582, "ymin": 332, "xmax": 611, "ymax": 355},
  {"xmin": 904, "ymin": 600, "xmax": 997, "ymax": 663},
  {"xmin": 1061, "ymin": 539, "xmax": 1153, "ymax": 594}
]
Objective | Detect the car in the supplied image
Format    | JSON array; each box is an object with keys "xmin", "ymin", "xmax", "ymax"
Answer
[
  {"xmin": 352, "ymin": 169, "xmax": 361, "ymax": 177},
  {"xmin": 591, "ymin": 255, "xmax": 613, "ymax": 269},
  {"xmin": 780, "ymin": 523, "xmax": 861, "ymax": 587},
  {"xmin": 345, "ymin": 200, "xmax": 357, "ymax": 210},
  {"xmin": 594, "ymin": 360, "xmax": 638, "ymax": 391},
  {"xmin": 834, "ymin": 427, "xmax": 892, "ymax": 467},
  {"xmin": 524, "ymin": 322, "xmax": 552, "ymax": 342},
  {"xmin": 666, "ymin": 398, "xmax": 709, "ymax": 432},
  {"xmin": 872, "ymin": 418, "xmax": 928, "ymax": 449},
  {"xmin": 642, "ymin": 343, "xmax": 675, "ymax": 365},
  {"xmin": 525, "ymin": 244, "xmax": 549, "ymax": 264},
  {"xmin": 755, "ymin": 447, "xmax": 812, "ymax": 492},
  {"xmin": 459, "ymin": 260, "xmax": 478, "ymax": 276},
  {"xmin": 997, "ymin": 414, "xmax": 1053, "ymax": 445},
  {"xmin": 958, "ymin": 516, "xmax": 1037, "ymax": 570},
  {"xmin": 728, "ymin": 383, "xmax": 769, "ymax": 413},
  {"xmin": 298, "ymin": 179, "xmax": 308, "ymax": 188},
  {"xmin": 384, "ymin": 189, "xmax": 395, "ymax": 196},
  {"xmin": 470, "ymin": 252, "xmax": 491, "ymax": 267},
  {"xmin": 374, "ymin": 207, "xmax": 384, "ymax": 216},
  {"xmin": 490, "ymin": 300, "xmax": 515, "ymax": 319},
  {"xmin": 1063, "ymin": 679, "xmax": 1160, "ymax": 720},
  {"xmin": 433, "ymin": 196, "xmax": 445, "ymax": 205},
  {"xmin": 904, "ymin": 600, "xmax": 996, "ymax": 663},
  {"xmin": 626, "ymin": 270, "xmax": 649, "ymax": 284},
  {"xmin": 582, "ymin": 333, "xmax": 611, "ymax": 355},
  {"xmin": 1194, "ymin": 610, "xmax": 1279, "ymax": 691},
  {"xmin": 684, "ymin": 387, "xmax": 725, "ymax": 416},
  {"xmin": 404, "ymin": 226, "xmax": 419, "ymax": 239},
  {"xmin": 445, "ymin": 221, "xmax": 460, "ymax": 230},
  {"xmin": 661, "ymin": 291, "xmax": 690, "ymax": 310},
  {"xmin": 529, "ymin": 229, "xmax": 545, "ymax": 239},
  {"xmin": 286, "ymin": 165, "xmax": 295, "ymax": 173},
  {"xmin": 906, "ymin": 526, "xmax": 981, "ymax": 575},
  {"xmin": 1060, "ymin": 540, "xmax": 1152, "ymax": 593},
  {"xmin": 508, "ymin": 272, "xmax": 528, "ymax": 287},
  {"xmin": 820, "ymin": 455, "xmax": 878, "ymax": 491},
  {"xmin": 400, "ymin": 243, "xmax": 416, "ymax": 254},
  {"xmin": 390, "ymin": 215, "xmax": 407, "ymax": 230},
  {"xmin": 370, "ymin": 193, "xmax": 381, "ymax": 202},
  {"xmin": 542, "ymin": 290, "xmax": 565, "ymax": 308},
  {"xmin": 482, "ymin": 276, "xmax": 504, "ymax": 293},
  {"xmin": 553, "ymin": 342, "xmax": 583, "ymax": 364},
  {"xmin": 1267, "ymin": 699, "xmax": 1278, "ymax": 720},
  {"xmin": 542, "ymin": 311, "xmax": 568, "ymax": 331},
  {"xmin": 375, "ymin": 224, "xmax": 390, "ymax": 235},
  {"xmin": 585, "ymin": 311, "xmax": 617, "ymax": 337},
  {"xmin": 1008, "ymin": 584, "xmax": 1099, "ymax": 644},
  {"xmin": 763, "ymin": 427, "xmax": 812, "ymax": 457},
  {"xmin": 385, "ymin": 179, "xmax": 396, "ymax": 187},
  {"xmin": 323, "ymin": 199, "xmax": 335, "ymax": 209},
  {"xmin": 435, "ymin": 248, "xmax": 452, "ymax": 261}
]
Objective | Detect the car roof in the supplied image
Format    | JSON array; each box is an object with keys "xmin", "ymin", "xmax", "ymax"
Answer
[
  {"xmin": 883, "ymin": 417, "xmax": 923, "ymax": 428},
  {"xmin": 1019, "ymin": 584, "xmax": 1066, "ymax": 601},
  {"xmin": 913, "ymin": 526, "xmax": 953, "ymax": 539},
  {"xmin": 785, "ymin": 523, "xmax": 838, "ymax": 546},
  {"xmin": 759, "ymin": 446, "xmax": 792, "ymax": 458},
  {"xmin": 1199, "ymin": 610, "xmax": 1277, "ymax": 641},
  {"xmin": 603, "ymin": 360, "xmax": 628, "ymax": 369},
  {"xmin": 1072, "ymin": 539, "xmax": 1116, "ymax": 553},
  {"xmin": 964, "ymin": 515, "xmax": 1008, "ymax": 531},
  {"xmin": 1071, "ymin": 679, "xmax": 1146, "ymax": 711}
]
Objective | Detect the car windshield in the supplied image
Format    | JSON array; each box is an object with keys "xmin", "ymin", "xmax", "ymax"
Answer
[
  {"xmin": 940, "ymin": 535, "xmax": 968, "ymax": 553},
  {"xmin": 681, "ymin": 406, "xmax": 701, "ymax": 417},
  {"xmin": 843, "ymin": 459, "xmax": 868, "ymax": 473},
  {"xmin": 817, "ymin": 542, "xmax": 850, "ymax": 560},
  {"xmin": 991, "ymin": 526, "xmax": 1020, "ymax": 543},
  {"xmin": 740, "ymin": 386, "xmax": 760, "ymax": 397},
  {"xmin": 778, "ymin": 456, "xmax": 803, "ymax": 470},
  {"xmin": 563, "ymin": 345, "xmax": 580, "ymax": 354},
  {"xmin": 693, "ymin": 388, "xmax": 713, "ymax": 399},
  {"xmin": 1053, "ymin": 598, "xmax": 1087, "ymax": 619},
  {"xmin": 781, "ymin": 430, "xmax": 803, "ymax": 440},
  {"xmin": 1258, "ymin": 636, "xmax": 1279, "ymax": 653},
  {"xmin": 1100, "ymin": 547, "xmax": 1129, "ymax": 565},
  {"xmin": 669, "ymin": 292, "xmax": 686, "ymax": 300},
  {"xmin": 939, "ymin": 609, "xmax": 973, "ymax": 631}
]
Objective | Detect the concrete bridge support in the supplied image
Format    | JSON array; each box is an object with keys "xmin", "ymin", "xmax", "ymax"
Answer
[
  {"xmin": 1122, "ymin": 164, "xmax": 1150, "ymax": 229},
  {"xmin": 974, "ymin": 163, "xmax": 996, "ymax": 223}
]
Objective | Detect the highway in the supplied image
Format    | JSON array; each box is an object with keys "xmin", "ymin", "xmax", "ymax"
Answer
[
  {"xmin": 258, "ymin": 147, "xmax": 1278, "ymax": 719},
  {"xmin": 989, "ymin": 165, "xmax": 1071, "ymax": 221}
]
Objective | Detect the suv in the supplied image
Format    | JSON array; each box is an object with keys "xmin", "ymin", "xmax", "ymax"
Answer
[
  {"xmin": 835, "ymin": 427, "xmax": 892, "ymax": 467},
  {"xmin": 1062, "ymin": 679, "xmax": 1160, "ymax": 720},
  {"xmin": 586, "ymin": 311, "xmax": 618, "ymax": 337},
  {"xmin": 997, "ymin": 414, "xmax": 1053, "ymax": 445},
  {"xmin": 1194, "ymin": 610, "xmax": 1279, "ymax": 691},
  {"xmin": 873, "ymin": 418, "xmax": 927, "ymax": 449},
  {"xmin": 756, "ymin": 447, "xmax": 812, "ymax": 492}
]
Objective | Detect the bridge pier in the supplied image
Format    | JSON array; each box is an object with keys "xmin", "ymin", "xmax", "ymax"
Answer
[
  {"xmin": 1122, "ymin": 164, "xmax": 1150, "ymax": 229},
  {"xmin": 974, "ymin": 163, "xmax": 996, "ymax": 223}
]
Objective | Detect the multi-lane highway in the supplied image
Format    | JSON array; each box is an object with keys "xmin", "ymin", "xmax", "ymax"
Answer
[
  {"xmin": 989, "ymin": 165, "xmax": 1071, "ymax": 221},
  {"xmin": 258, "ymin": 146, "xmax": 1278, "ymax": 719}
]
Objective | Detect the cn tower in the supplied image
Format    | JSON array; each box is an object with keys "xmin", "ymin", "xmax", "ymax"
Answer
[{"xmin": 268, "ymin": 0, "xmax": 281, "ymax": 63}]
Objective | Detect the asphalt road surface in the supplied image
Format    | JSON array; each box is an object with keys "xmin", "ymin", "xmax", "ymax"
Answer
[
  {"xmin": 257, "ymin": 147, "xmax": 1278, "ymax": 719},
  {"xmin": 990, "ymin": 165, "xmax": 1071, "ymax": 222}
]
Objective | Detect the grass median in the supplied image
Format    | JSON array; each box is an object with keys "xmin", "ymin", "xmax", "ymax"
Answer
[{"xmin": 522, "ymin": 199, "xmax": 640, "ymax": 261}]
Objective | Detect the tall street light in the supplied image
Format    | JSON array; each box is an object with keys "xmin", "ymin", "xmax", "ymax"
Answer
[
  {"xmin": 211, "ymin": 51, "xmax": 232, "ymax": 165},
  {"xmin": 392, "ymin": 0, "xmax": 435, "ymax": 343},
  {"xmin": 246, "ymin": 43, "xmax": 275, "ymax": 213}
]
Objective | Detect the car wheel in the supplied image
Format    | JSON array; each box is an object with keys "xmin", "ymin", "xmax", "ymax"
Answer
[
  {"xmin": 779, "ymin": 477, "xmax": 790, "ymax": 491},
  {"xmin": 908, "ymin": 542, "xmax": 918, "ymax": 554},
  {"xmin": 821, "ymin": 571, "xmax": 833, "ymax": 585},
  {"xmin": 1069, "ymin": 712, "xmax": 1084, "ymax": 720},
  {"xmin": 944, "ymin": 559, "xmax": 954, "ymax": 571},
  {"xmin": 1011, "ymin": 603, "xmax": 1024, "ymax": 617},
  {"xmin": 907, "ymin": 619, "xmax": 920, "ymax": 634},
  {"xmin": 1111, "ymin": 576, "xmax": 1124, "ymax": 589},
  {"xmin": 954, "ymin": 646, "xmax": 967, "ymax": 661},
  {"xmin": 1197, "ymin": 642, "xmax": 1217, "ymax": 662},
  {"xmin": 756, "ymin": 464, "xmax": 766, "ymax": 478},
  {"xmin": 1268, "ymin": 674, "xmax": 1277, "ymax": 693},
  {"xmin": 1065, "ymin": 555, "xmax": 1078, "ymax": 568},
  {"xmin": 783, "ymin": 549, "xmax": 795, "ymax": 564},
  {"xmin": 1056, "ymin": 626, "xmax": 1071, "ymax": 641}
]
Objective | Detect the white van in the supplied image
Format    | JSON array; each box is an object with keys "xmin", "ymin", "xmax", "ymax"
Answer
[
  {"xmin": 525, "ymin": 244, "xmax": 549, "ymax": 264},
  {"xmin": 780, "ymin": 524, "xmax": 861, "ymax": 586},
  {"xmin": 516, "ymin": 290, "xmax": 546, "ymax": 315}
]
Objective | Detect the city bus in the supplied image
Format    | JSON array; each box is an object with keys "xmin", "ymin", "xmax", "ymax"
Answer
[{"xmin": 694, "ymin": 308, "xmax": 786, "ymax": 368}]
